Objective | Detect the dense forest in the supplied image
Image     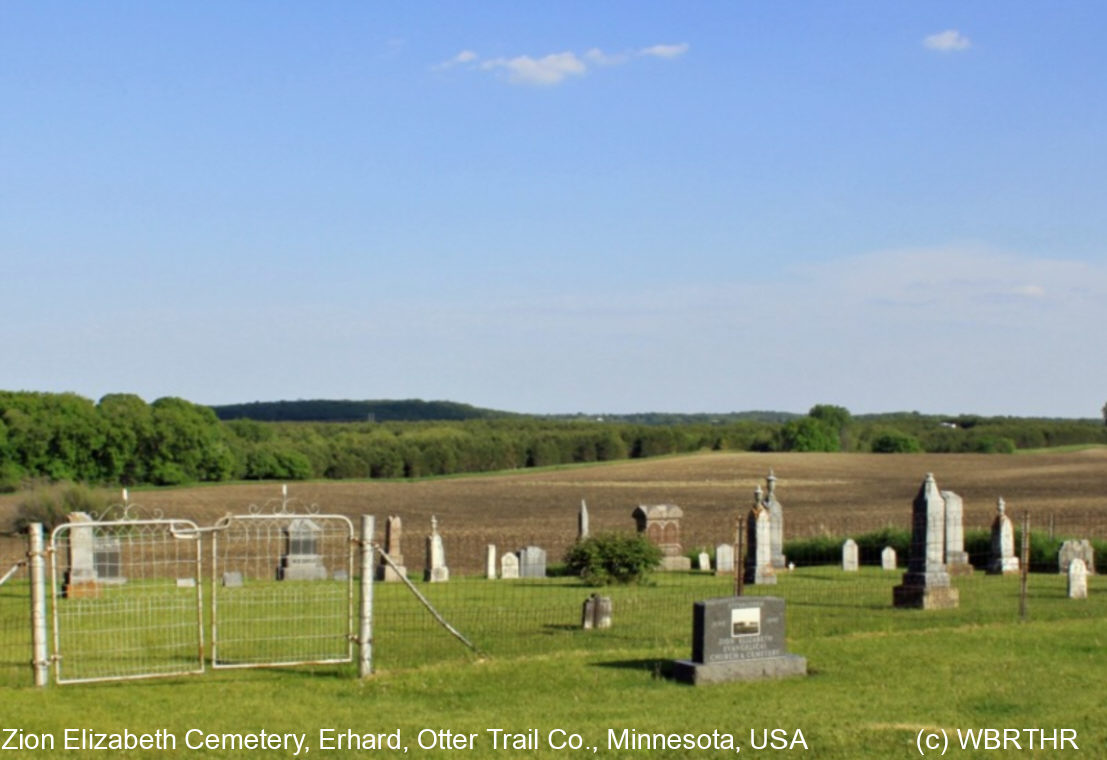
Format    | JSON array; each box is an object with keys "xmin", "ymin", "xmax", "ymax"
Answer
[{"xmin": 1, "ymin": 392, "xmax": 1104, "ymax": 491}]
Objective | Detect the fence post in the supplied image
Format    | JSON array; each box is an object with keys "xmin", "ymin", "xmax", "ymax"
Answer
[
  {"xmin": 29, "ymin": 523, "xmax": 48, "ymax": 687},
  {"xmin": 1018, "ymin": 512, "xmax": 1030, "ymax": 622},
  {"xmin": 358, "ymin": 515, "xmax": 374, "ymax": 678}
]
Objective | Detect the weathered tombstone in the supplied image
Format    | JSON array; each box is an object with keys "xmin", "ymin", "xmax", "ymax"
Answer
[
  {"xmin": 94, "ymin": 534, "xmax": 125, "ymax": 585},
  {"xmin": 881, "ymin": 546, "xmax": 897, "ymax": 571},
  {"xmin": 987, "ymin": 497, "xmax": 1020, "ymax": 575},
  {"xmin": 841, "ymin": 539, "xmax": 859, "ymax": 572},
  {"xmin": 485, "ymin": 544, "xmax": 497, "ymax": 579},
  {"xmin": 580, "ymin": 594, "xmax": 613, "ymax": 630},
  {"xmin": 222, "ymin": 571, "xmax": 244, "ymax": 588},
  {"xmin": 64, "ymin": 512, "xmax": 100, "ymax": 598},
  {"xmin": 176, "ymin": 577, "xmax": 196, "ymax": 588},
  {"xmin": 744, "ymin": 489, "xmax": 776, "ymax": 585},
  {"xmin": 424, "ymin": 515, "xmax": 449, "ymax": 582},
  {"xmin": 698, "ymin": 552, "xmax": 711, "ymax": 572},
  {"xmin": 941, "ymin": 490, "xmax": 973, "ymax": 575},
  {"xmin": 333, "ymin": 569, "xmax": 348, "ymax": 581},
  {"xmin": 714, "ymin": 543, "xmax": 735, "ymax": 576},
  {"xmin": 764, "ymin": 471, "xmax": 787, "ymax": 569},
  {"xmin": 672, "ymin": 596, "xmax": 807, "ymax": 685},
  {"xmin": 581, "ymin": 595, "xmax": 596, "ymax": 630},
  {"xmin": 594, "ymin": 595, "xmax": 612, "ymax": 629},
  {"xmin": 279, "ymin": 518, "xmax": 328, "ymax": 580},
  {"xmin": 894, "ymin": 473, "xmax": 959, "ymax": 609},
  {"xmin": 518, "ymin": 545, "xmax": 547, "ymax": 578},
  {"xmin": 377, "ymin": 515, "xmax": 407, "ymax": 582},
  {"xmin": 1058, "ymin": 539, "xmax": 1096, "ymax": 576},
  {"xmin": 632, "ymin": 504, "xmax": 691, "ymax": 571},
  {"xmin": 500, "ymin": 551, "xmax": 519, "ymax": 579},
  {"xmin": 578, "ymin": 499, "xmax": 590, "ymax": 540},
  {"xmin": 1067, "ymin": 558, "xmax": 1088, "ymax": 599}
]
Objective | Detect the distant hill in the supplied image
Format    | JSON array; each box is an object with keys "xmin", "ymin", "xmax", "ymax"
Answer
[
  {"xmin": 547, "ymin": 410, "xmax": 802, "ymax": 425},
  {"xmin": 210, "ymin": 398, "xmax": 514, "ymax": 423}
]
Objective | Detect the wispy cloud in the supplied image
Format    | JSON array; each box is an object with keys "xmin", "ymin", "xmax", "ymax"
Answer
[
  {"xmin": 436, "ymin": 43, "xmax": 689, "ymax": 86},
  {"xmin": 923, "ymin": 29, "xmax": 971, "ymax": 52},
  {"xmin": 639, "ymin": 43, "xmax": 689, "ymax": 59},
  {"xmin": 433, "ymin": 49, "xmax": 479, "ymax": 70},
  {"xmin": 480, "ymin": 51, "xmax": 587, "ymax": 86}
]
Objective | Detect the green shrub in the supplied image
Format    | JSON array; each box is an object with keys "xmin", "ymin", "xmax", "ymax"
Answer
[
  {"xmin": 870, "ymin": 429, "xmax": 923, "ymax": 453},
  {"xmin": 564, "ymin": 533, "xmax": 663, "ymax": 586}
]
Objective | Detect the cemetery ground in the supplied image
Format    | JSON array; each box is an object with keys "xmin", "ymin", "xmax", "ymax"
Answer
[{"xmin": 0, "ymin": 450, "xmax": 1105, "ymax": 758}]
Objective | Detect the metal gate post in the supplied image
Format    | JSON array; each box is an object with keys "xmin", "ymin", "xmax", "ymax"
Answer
[
  {"xmin": 358, "ymin": 515, "xmax": 374, "ymax": 678},
  {"xmin": 29, "ymin": 523, "xmax": 48, "ymax": 687}
]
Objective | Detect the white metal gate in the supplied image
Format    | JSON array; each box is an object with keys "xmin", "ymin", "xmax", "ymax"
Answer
[
  {"xmin": 210, "ymin": 510, "xmax": 355, "ymax": 669},
  {"xmin": 49, "ymin": 518, "xmax": 204, "ymax": 685}
]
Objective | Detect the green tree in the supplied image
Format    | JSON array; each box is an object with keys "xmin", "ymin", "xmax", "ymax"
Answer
[{"xmin": 779, "ymin": 417, "xmax": 838, "ymax": 452}]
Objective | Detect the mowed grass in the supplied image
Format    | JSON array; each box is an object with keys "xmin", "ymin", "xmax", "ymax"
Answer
[
  {"xmin": 0, "ymin": 569, "xmax": 1104, "ymax": 759},
  {"xmin": 0, "ymin": 451, "xmax": 1105, "ymax": 758}
]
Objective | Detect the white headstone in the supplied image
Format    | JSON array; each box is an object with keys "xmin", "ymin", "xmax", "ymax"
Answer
[
  {"xmin": 425, "ymin": 515, "xmax": 449, "ymax": 582},
  {"xmin": 697, "ymin": 552, "xmax": 711, "ymax": 572},
  {"xmin": 485, "ymin": 544, "xmax": 497, "ymax": 579},
  {"xmin": 881, "ymin": 545, "xmax": 897, "ymax": 571},
  {"xmin": 500, "ymin": 552, "xmax": 519, "ymax": 579},
  {"xmin": 988, "ymin": 497, "xmax": 1019, "ymax": 575},
  {"xmin": 1068, "ymin": 558, "xmax": 1088, "ymax": 599},
  {"xmin": 842, "ymin": 539, "xmax": 859, "ymax": 572},
  {"xmin": 714, "ymin": 543, "xmax": 735, "ymax": 574}
]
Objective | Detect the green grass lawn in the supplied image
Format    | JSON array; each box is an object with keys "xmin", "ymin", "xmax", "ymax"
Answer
[{"xmin": 1, "ymin": 570, "xmax": 1103, "ymax": 759}]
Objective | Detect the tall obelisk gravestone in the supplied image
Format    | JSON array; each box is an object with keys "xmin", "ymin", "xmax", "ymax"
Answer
[{"xmin": 893, "ymin": 473, "xmax": 959, "ymax": 609}]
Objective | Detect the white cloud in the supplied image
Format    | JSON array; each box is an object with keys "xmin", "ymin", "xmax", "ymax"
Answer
[
  {"xmin": 585, "ymin": 48, "xmax": 630, "ymax": 66},
  {"xmin": 433, "ymin": 49, "xmax": 479, "ymax": 70},
  {"xmin": 639, "ymin": 43, "xmax": 689, "ymax": 59},
  {"xmin": 441, "ymin": 42, "xmax": 688, "ymax": 86},
  {"xmin": 923, "ymin": 29, "xmax": 971, "ymax": 52},
  {"xmin": 480, "ymin": 51, "xmax": 587, "ymax": 86}
]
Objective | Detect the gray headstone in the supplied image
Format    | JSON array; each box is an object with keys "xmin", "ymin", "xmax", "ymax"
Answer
[
  {"xmin": 222, "ymin": 571, "xmax": 244, "ymax": 588},
  {"xmin": 578, "ymin": 499, "xmax": 590, "ymax": 540},
  {"xmin": 988, "ymin": 497, "xmax": 1020, "ymax": 575},
  {"xmin": 881, "ymin": 546, "xmax": 897, "ymax": 571},
  {"xmin": 500, "ymin": 552, "xmax": 519, "ymax": 579},
  {"xmin": 744, "ymin": 489, "xmax": 776, "ymax": 585},
  {"xmin": 424, "ymin": 515, "xmax": 449, "ymax": 582},
  {"xmin": 581, "ymin": 595, "xmax": 596, "ymax": 630},
  {"xmin": 176, "ymin": 577, "xmax": 196, "ymax": 588},
  {"xmin": 594, "ymin": 595, "xmax": 612, "ymax": 629},
  {"xmin": 765, "ymin": 471, "xmax": 786, "ymax": 569},
  {"xmin": 280, "ymin": 518, "xmax": 328, "ymax": 580},
  {"xmin": 377, "ymin": 515, "xmax": 407, "ymax": 582},
  {"xmin": 698, "ymin": 552, "xmax": 711, "ymax": 572},
  {"xmin": 1067, "ymin": 558, "xmax": 1088, "ymax": 599},
  {"xmin": 64, "ymin": 512, "xmax": 99, "ymax": 598},
  {"xmin": 333, "ymin": 569, "xmax": 348, "ymax": 581},
  {"xmin": 714, "ymin": 543, "xmax": 735, "ymax": 575},
  {"xmin": 941, "ymin": 490, "xmax": 972, "ymax": 573},
  {"xmin": 1058, "ymin": 540, "xmax": 1095, "ymax": 576},
  {"xmin": 672, "ymin": 596, "xmax": 806, "ymax": 685},
  {"xmin": 518, "ymin": 546, "xmax": 547, "ymax": 578},
  {"xmin": 842, "ymin": 539, "xmax": 859, "ymax": 572},
  {"xmin": 894, "ymin": 473, "xmax": 959, "ymax": 609}
]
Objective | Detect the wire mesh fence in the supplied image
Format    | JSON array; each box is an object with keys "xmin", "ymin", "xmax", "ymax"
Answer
[{"xmin": 0, "ymin": 479, "xmax": 1102, "ymax": 686}]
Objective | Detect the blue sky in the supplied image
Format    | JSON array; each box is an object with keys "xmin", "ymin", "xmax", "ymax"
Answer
[{"xmin": 3, "ymin": 2, "xmax": 1105, "ymax": 417}]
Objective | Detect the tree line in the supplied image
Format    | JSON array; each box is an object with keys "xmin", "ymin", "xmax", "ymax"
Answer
[{"xmin": 2, "ymin": 392, "xmax": 1105, "ymax": 491}]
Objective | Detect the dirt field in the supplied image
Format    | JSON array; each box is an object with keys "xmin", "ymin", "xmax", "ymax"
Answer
[{"xmin": 4, "ymin": 449, "xmax": 1103, "ymax": 573}]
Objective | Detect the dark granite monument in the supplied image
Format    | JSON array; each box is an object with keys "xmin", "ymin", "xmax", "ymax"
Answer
[{"xmin": 672, "ymin": 596, "xmax": 807, "ymax": 685}]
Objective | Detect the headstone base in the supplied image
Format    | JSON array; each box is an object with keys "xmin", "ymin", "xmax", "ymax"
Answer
[
  {"xmin": 425, "ymin": 567, "xmax": 450, "ymax": 582},
  {"xmin": 947, "ymin": 562, "xmax": 975, "ymax": 576},
  {"xmin": 660, "ymin": 556, "xmax": 692, "ymax": 571},
  {"xmin": 743, "ymin": 568, "xmax": 777, "ymax": 585},
  {"xmin": 673, "ymin": 654, "xmax": 807, "ymax": 685},
  {"xmin": 893, "ymin": 585, "xmax": 959, "ymax": 609},
  {"xmin": 987, "ymin": 559, "xmax": 1020, "ymax": 575},
  {"xmin": 377, "ymin": 564, "xmax": 407, "ymax": 582},
  {"xmin": 64, "ymin": 580, "xmax": 100, "ymax": 599}
]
